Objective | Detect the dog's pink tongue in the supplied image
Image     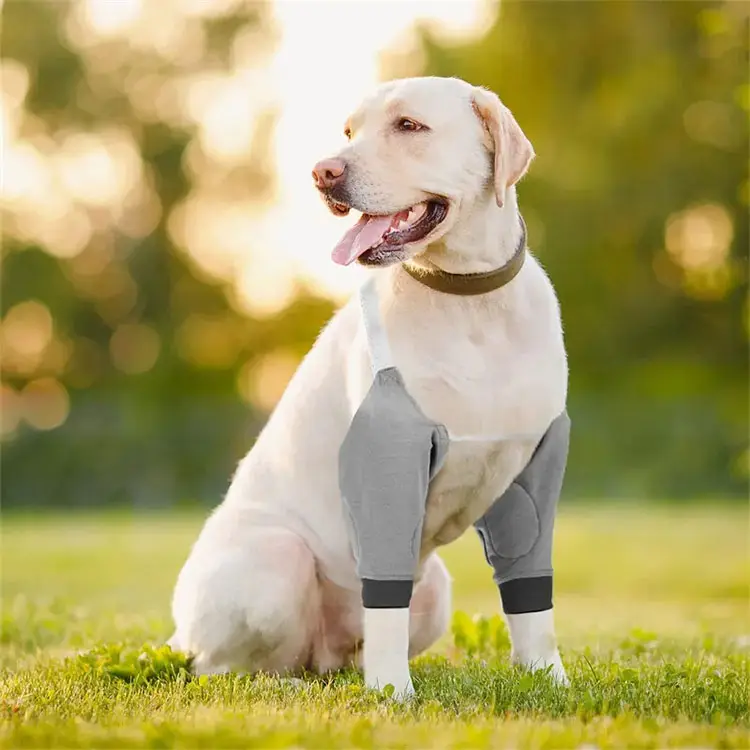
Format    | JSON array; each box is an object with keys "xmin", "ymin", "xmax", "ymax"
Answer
[{"xmin": 332, "ymin": 214, "xmax": 393, "ymax": 266}]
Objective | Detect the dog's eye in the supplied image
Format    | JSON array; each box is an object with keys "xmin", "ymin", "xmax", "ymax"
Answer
[{"xmin": 396, "ymin": 118, "xmax": 425, "ymax": 133}]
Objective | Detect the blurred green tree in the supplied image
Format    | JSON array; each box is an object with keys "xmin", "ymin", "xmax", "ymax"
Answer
[
  {"xmin": 1, "ymin": 0, "xmax": 747, "ymax": 507},
  {"xmin": 0, "ymin": 0, "xmax": 335, "ymax": 508},
  {"xmin": 405, "ymin": 0, "xmax": 749, "ymax": 498}
]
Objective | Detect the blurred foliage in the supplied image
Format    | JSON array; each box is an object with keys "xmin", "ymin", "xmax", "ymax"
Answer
[
  {"xmin": 0, "ymin": 0, "xmax": 335, "ymax": 508},
  {"xmin": 1, "ymin": 0, "xmax": 747, "ymax": 506},
  {"xmin": 76, "ymin": 643, "xmax": 192, "ymax": 685},
  {"xmin": 409, "ymin": 0, "xmax": 749, "ymax": 498}
]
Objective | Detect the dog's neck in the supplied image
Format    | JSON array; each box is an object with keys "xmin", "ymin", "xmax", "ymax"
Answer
[{"xmin": 415, "ymin": 188, "xmax": 523, "ymax": 275}]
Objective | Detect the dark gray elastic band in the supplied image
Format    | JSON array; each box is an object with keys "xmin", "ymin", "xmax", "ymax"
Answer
[
  {"xmin": 362, "ymin": 578, "xmax": 414, "ymax": 608},
  {"xmin": 499, "ymin": 575, "xmax": 553, "ymax": 614}
]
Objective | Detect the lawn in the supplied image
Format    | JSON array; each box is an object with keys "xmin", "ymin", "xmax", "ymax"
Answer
[{"xmin": 1, "ymin": 502, "xmax": 748, "ymax": 748}]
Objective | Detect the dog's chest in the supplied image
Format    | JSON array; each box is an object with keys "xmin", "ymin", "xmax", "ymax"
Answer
[
  {"xmin": 388, "ymin": 318, "xmax": 552, "ymax": 549},
  {"xmin": 420, "ymin": 436, "xmax": 534, "ymax": 551},
  {"xmin": 396, "ymin": 318, "xmax": 538, "ymax": 438},
  {"xmin": 368, "ymin": 277, "xmax": 566, "ymax": 552}
]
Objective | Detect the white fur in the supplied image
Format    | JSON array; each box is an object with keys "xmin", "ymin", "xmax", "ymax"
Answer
[
  {"xmin": 506, "ymin": 610, "xmax": 568, "ymax": 685},
  {"xmin": 169, "ymin": 76, "xmax": 568, "ymax": 693},
  {"xmin": 362, "ymin": 609, "xmax": 414, "ymax": 696}
]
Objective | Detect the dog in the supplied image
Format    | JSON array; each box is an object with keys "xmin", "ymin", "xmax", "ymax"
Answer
[{"xmin": 169, "ymin": 76, "xmax": 568, "ymax": 695}]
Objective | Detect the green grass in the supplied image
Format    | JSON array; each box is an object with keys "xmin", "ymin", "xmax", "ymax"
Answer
[{"xmin": 1, "ymin": 503, "xmax": 748, "ymax": 748}]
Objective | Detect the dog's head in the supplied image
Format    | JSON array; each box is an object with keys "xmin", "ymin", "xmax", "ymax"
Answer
[{"xmin": 312, "ymin": 76, "xmax": 534, "ymax": 268}]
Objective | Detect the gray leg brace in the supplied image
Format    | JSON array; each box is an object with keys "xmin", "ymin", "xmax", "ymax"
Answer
[
  {"xmin": 474, "ymin": 410, "xmax": 570, "ymax": 614},
  {"xmin": 342, "ymin": 278, "xmax": 570, "ymax": 615},
  {"xmin": 339, "ymin": 367, "xmax": 449, "ymax": 608}
]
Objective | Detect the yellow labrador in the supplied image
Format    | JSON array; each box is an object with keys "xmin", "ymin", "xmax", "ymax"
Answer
[{"xmin": 169, "ymin": 76, "xmax": 568, "ymax": 696}]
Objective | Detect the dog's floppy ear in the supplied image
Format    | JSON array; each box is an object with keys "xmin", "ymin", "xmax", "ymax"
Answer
[{"xmin": 472, "ymin": 88, "xmax": 535, "ymax": 208}]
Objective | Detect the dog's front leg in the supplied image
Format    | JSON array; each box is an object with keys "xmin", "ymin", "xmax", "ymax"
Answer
[
  {"xmin": 362, "ymin": 593, "xmax": 414, "ymax": 696},
  {"xmin": 339, "ymin": 375, "xmax": 449, "ymax": 698},
  {"xmin": 500, "ymin": 580, "xmax": 567, "ymax": 684},
  {"xmin": 340, "ymin": 280, "xmax": 450, "ymax": 697},
  {"xmin": 474, "ymin": 411, "xmax": 571, "ymax": 685},
  {"xmin": 340, "ymin": 444, "xmax": 425, "ymax": 699}
]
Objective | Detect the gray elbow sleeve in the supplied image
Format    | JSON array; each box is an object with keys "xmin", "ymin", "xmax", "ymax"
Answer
[
  {"xmin": 339, "ymin": 368, "xmax": 449, "ymax": 608},
  {"xmin": 474, "ymin": 410, "xmax": 570, "ymax": 614}
]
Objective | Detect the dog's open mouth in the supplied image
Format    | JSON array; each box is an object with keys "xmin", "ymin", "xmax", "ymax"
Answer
[{"xmin": 330, "ymin": 200, "xmax": 449, "ymax": 266}]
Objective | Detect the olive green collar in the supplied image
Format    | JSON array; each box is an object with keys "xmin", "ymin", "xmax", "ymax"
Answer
[{"xmin": 402, "ymin": 215, "xmax": 527, "ymax": 296}]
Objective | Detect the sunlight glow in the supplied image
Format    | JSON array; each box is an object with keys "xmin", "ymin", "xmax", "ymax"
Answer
[
  {"xmin": 109, "ymin": 323, "xmax": 161, "ymax": 375},
  {"xmin": 666, "ymin": 204, "xmax": 733, "ymax": 271},
  {"xmin": 1, "ymin": 301, "xmax": 54, "ymax": 374},
  {"xmin": 238, "ymin": 348, "xmax": 300, "ymax": 412},
  {"xmin": 81, "ymin": 0, "xmax": 142, "ymax": 37},
  {"xmin": 20, "ymin": 377, "xmax": 70, "ymax": 431},
  {"xmin": 664, "ymin": 203, "xmax": 736, "ymax": 301},
  {"xmin": 1, "ymin": 0, "xmax": 490, "ymax": 323}
]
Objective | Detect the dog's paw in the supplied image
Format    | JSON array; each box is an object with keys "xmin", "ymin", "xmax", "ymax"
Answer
[
  {"xmin": 513, "ymin": 649, "xmax": 569, "ymax": 686},
  {"xmin": 544, "ymin": 657, "xmax": 569, "ymax": 686},
  {"xmin": 365, "ymin": 669, "xmax": 415, "ymax": 700}
]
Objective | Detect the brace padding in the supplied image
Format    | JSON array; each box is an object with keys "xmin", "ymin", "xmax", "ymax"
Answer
[
  {"xmin": 339, "ymin": 367, "xmax": 449, "ymax": 607},
  {"xmin": 474, "ymin": 410, "xmax": 570, "ymax": 611}
]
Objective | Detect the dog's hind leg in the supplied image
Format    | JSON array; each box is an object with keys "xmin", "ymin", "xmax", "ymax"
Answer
[{"xmin": 171, "ymin": 527, "xmax": 319, "ymax": 677}]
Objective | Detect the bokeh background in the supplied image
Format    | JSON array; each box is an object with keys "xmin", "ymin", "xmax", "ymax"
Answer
[{"xmin": 2, "ymin": 0, "xmax": 748, "ymax": 511}]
